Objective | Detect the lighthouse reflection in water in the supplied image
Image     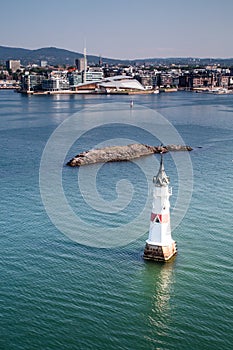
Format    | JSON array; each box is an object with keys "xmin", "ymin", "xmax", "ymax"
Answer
[{"xmin": 143, "ymin": 261, "xmax": 175, "ymax": 344}]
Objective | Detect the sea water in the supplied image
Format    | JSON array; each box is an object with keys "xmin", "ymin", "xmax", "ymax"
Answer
[{"xmin": 0, "ymin": 90, "xmax": 233, "ymax": 350}]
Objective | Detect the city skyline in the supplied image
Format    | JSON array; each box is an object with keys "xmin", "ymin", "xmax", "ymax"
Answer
[{"xmin": 1, "ymin": 0, "xmax": 233, "ymax": 60}]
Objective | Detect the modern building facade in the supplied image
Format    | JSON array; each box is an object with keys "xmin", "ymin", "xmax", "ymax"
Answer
[
  {"xmin": 85, "ymin": 69, "xmax": 103, "ymax": 82},
  {"xmin": 42, "ymin": 77, "xmax": 69, "ymax": 91},
  {"xmin": 98, "ymin": 75, "xmax": 145, "ymax": 93},
  {"xmin": 21, "ymin": 74, "xmax": 44, "ymax": 91},
  {"xmin": 75, "ymin": 58, "xmax": 87, "ymax": 72},
  {"xmin": 6, "ymin": 60, "xmax": 21, "ymax": 72},
  {"xmin": 68, "ymin": 72, "xmax": 82, "ymax": 87}
]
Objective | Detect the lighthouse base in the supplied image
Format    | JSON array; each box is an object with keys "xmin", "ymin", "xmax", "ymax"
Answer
[{"xmin": 143, "ymin": 241, "xmax": 177, "ymax": 262}]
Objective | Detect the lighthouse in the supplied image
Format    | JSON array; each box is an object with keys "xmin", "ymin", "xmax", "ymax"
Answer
[{"xmin": 143, "ymin": 154, "xmax": 177, "ymax": 262}]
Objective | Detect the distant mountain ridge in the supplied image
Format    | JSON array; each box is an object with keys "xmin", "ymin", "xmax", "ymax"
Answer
[
  {"xmin": 1, "ymin": 45, "xmax": 233, "ymax": 66},
  {"xmin": 0, "ymin": 46, "xmax": 121, "ymax": 66}
]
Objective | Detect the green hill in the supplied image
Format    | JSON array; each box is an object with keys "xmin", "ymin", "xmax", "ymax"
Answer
[{"xmin": 0, "ymin": 46, "xmax": 121, "ymax": 66}]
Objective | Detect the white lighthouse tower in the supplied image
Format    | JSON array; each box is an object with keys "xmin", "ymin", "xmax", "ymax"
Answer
[{"xmin": 143, "ymin": 154, "xmax": 177, "ymax": 262}]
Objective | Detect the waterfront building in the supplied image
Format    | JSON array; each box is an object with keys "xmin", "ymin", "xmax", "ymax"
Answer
[
  {"xmin": 143, "ymin": 155, "xmax": 177, "ymax": 262},
  {"xmin": 68, "ymin": 72, "xmax": 82, "ymax": 87},
  {"xmin": 228, "ymin": 76, "xmax": 233, "ymax": 89},
  {"xmin": 152, "ymin": 75, "xmax": 158, "ymax": 88},
  {"xmin": 219, "ymin": 75, "xmax": 229, "ymax": 88},
  {"xmin": 98, "ymin": 75, "xmax": 145, "ymax": 93},
  {"xmin": 21, "ymin": 74, "xmax": 44, "ymax": 92},
  {"xmin": 192, "ymin": 76, "xmax": 212, "ymax": 88},
  {"xmin": 6, "ymin": 60, "xmax": 20, "ymax": 72},
  {"xmin": 139, "ymin": 75, "xmax": 153, "ymax": 89},
  {"xmin": 73, "ymin": 81, "xmax": 98, "ymax": 92},
  {"xmin": 85, "ymin": 68, "xmax": 103, "ymax": 82},
  {"xmin": 160, "ymin": 73, "xmax": 173, "ymax": 87},
  {"xmin": 42, "ymin": 77, "xmax": 69, "ymax": 91},
  {"xmin": 179, "ymin": 74, "xmax": 192, "ymax": 89}
]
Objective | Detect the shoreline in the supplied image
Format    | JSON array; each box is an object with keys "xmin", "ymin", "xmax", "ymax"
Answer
[
  {"xmin": 17, "ymin": 89, "xmax": 158, "ymax": 96},
  {"xmin": 1, "ymin": 87, "xmax": 232, "ymax": 95},
  {"xmin": 15, "ymin": 88, "xmax": 233, "ymax": 96}
]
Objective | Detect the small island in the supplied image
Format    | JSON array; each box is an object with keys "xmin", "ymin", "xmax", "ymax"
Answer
[{"xmin": 67, "ymin": 143, "xmax": 192, "ymax": 167}]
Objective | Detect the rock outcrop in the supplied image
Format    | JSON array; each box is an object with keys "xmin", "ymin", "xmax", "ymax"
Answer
[{"xmin": 67, "ymin": 144, "xmax": 192, "ymax": 167}]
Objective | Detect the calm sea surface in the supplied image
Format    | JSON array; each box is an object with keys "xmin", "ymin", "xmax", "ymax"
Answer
[{"xmin": 0, "ymin": 90, "xmax": 233, "ymax": 350}]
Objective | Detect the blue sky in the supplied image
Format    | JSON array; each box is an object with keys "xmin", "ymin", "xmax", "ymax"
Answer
[{"xmin": 1, "ymin": 0, "xmax": 233, "ymax": 59}]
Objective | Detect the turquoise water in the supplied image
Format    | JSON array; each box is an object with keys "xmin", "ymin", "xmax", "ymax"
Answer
[{"xmin": 0, "ymin": 90, "xmax": 233, "ymax": 349}]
